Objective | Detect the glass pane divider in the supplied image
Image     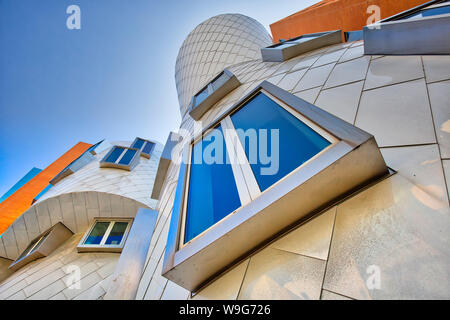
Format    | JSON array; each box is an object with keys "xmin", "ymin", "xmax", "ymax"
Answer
[
  {"xmin": 222, "ymin": 116, "xmax": 261, "ymax": 200},
  {"xmin": 178, "ymin": 147, "xmax": 192, "ymax": 248},
  {"xmin": 220, "ymin": 118, "xmax": 253, "ymax": 206},
  {"xmin": 114, "ymin": 148, "xmax": 127, "ymax": 165},
  {"xmin": 99, "ymin": 221, "xmax": 115, "ymax": 246}
]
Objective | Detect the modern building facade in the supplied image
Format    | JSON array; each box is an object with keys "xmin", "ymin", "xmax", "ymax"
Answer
[
  {"xmin": 269, "ymin": 0, "xmax": 432, "ymax": 42},
  {"xmin": 0, "ymin": 2, "xmax": 449, "ymax": 300}
]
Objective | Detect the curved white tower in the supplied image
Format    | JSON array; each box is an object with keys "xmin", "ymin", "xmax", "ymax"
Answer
[{"xmin": 175, "ymin": 14, "xmax": 272, "ymax": 116}]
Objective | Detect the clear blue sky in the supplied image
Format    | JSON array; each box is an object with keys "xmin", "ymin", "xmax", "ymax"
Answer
[{"xmin": 0, "ymin": 0, "xmax": 317, "ymax": 196}]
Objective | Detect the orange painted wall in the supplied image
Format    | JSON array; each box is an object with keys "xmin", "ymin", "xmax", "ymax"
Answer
[
  {"xmin": 270, "ymin": 0, "xmax": 431, "ymax": 43},
  {"xmin": 0, "ymin": 142, "xmax": 92, "ymax": 234}
]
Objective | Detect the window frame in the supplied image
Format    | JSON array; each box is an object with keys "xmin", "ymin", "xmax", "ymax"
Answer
[
  {"xmin": 179, "ymin": 90, "xmax": 339, "ymax": 248},
  {"xmin": 9, "ymin": 222, "xmax": 73, "ymax": 271},
  {"xmin": 99, "ymin": 145, "xmax": 140, "ymax": 171},
  {"xmin": 131, "ymin": 137, "xmax": 156, "ymax": 159},
  {"xmin": 162, "ymin": 80, "xmax": 389, "ymax": 292},
  {"xmin": 77, "ymin": 218, "xmax": 133, "ymax": 253},
  {"xmin": 151, "ymin": 132, "xmax": 182, "ymax": 200},
  {"xmin": 188, "ymin": 69, "xmax": 241, "ymax": 121},
  {"xmin": 363, "ymin": 0, "xmax": 450, "ymax": 55},
  {"xmin": 261, "ymin": 30, "xmax": 342, "ymax": 62}
]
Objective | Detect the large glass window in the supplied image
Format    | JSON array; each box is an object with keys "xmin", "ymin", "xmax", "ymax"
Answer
[
  {"xmin": 182, "ymin": 90, "xmax": 335, "ymax": 245},
  {"xmin": 163, "ymin": 82, "xmax": 388, "ymax": 292},
  {"xmin": 231, "ymin": 92, "xmax": 331, "ymax": 191},
  {"xmin": 184, "ymin": 125, "xmax": 241, "ymax": 243}
]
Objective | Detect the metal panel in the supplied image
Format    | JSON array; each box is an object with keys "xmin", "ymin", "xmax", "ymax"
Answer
[
  {"xmin": 104, "ymin": 208, "xmax": 158, "ymax": 300},
  {"xmin": 261, "ymin": 30, "xmax": 342, "ymax": 62},
  {"xmin": 8, "ymin": 222, "xmax": 73, "ymax": 271},
  {"xmin": 364, "ymin": 14, "xmax": 450, "ymax": 55}
]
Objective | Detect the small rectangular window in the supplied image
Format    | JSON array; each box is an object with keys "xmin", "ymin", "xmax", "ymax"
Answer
[
  {"xmin": 100, "ymin": 146, "xmax": 140, "ymax": 171},
  {"xmin": 84, "ymin": 221, "xmax": 110, "ymax": 245},
  {"xmin": 106, "ymin": 147, "xmax": 124, "ymax": 163},
  {"xmin": 105, "ymin": 222, "xmax": 128, "ymax": 245},
  {"xmin": 16, "ymin": 231, "xmax": 50, "ymax": 261},
  {"xmin": 9, "ymin": 223, "xmax": 73, "ymax": 271},
  {"xmin": 131, "ymin": 137, "xmax": 155, "ymax": 159},
  {"xmin": 78, "ymin": 218, "xmax": 133, "ymax": 253},
  {"xmin": 194, "ymin": 86, "xmax": 210, "ymax": 106},
  {"xmin": 118, "ymin": 148, "xmax": 137, "ymax": 165},
  {"xmin": 261, "ymin": 30, "xmax": 342, "ymax": 62},
  {"xmin": 189, "ymin": 69, "xmax": 241, "ymax": 121}
]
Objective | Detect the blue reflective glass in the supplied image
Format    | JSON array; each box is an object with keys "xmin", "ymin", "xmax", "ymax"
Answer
[
  {"xmin": 132, "ymin": 138, "xmax": 145, "ymax": 149},
  {"xmin": 142, "ymin": 141, "xmax": 155, "ymax": 154},
  {"xmin": 211, "ymin": 72, "xmax": 228, "ymax": 90},
  {"xmin": 105, "ymin": 147, "xmax": 124, "ymax": 163},
  {"xmin": 184, "ymin": 125, "xmax": 241, "ymax": 243},
  {"xmin": 118, "ymin": 148, "xmax": 137, "ymax": 165},
  {"xmin": 105, "ymin": 222, "xmax": 128, "ymax": 245},
  {"xmin": 231, "ymin": 92, "xmax": 331, "ymax": 192},
  {"xmin": 84, "ymin": 222, "xmax": 110, "ymax": 245},
  {"xmin": 194, "ymin": 86, "xmax": 210, "ymax": 106},
  {"xmin": 346, "ymin": 30, "xmax": 363, "ymax": 42}
]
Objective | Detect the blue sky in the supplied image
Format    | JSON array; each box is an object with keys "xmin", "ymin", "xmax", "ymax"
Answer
[{"xmin": 0, "ymin": 0, "xmax": 316, "ymax": 196}]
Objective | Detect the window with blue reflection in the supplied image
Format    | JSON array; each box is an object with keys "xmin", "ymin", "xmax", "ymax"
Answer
[
  {"xmin": 142, "ymin": 141, "xmax": 155, "ymax": 154},
  {"xmin": 84, "ymin": 222, "xmax": 109, "ymax": 245},
  {"xmin": 105, "ymin": 147, "xmax": 124, "ymax": 163},
  {"xmin": 132, "ymin": 138, "xmax": 145, "ymax": 149},
  {"xmin": 403, "ymin": 5, "xmax": 450, "ymax": 20},
  {"xmin": 105, "ymin": 222, "xmax": 128, "ymax": 245},
  {"xmin": 184, "ymin": 125, "xmax": 241, "ymax": 243},
  {"xmin": 194, "ymin": 86, "xmax": 210, "ymax": 106},
  {"xmin": 231, "ymin": 92, "xmax": 331, "ymax": 192},
  {"xmin": 272, "ymin": 35, "xmax": 318, "ymax": 48},
  {"xmin": 211, "ymin": 72, "xmax": 228, "ymax": 90},
  {"xmin": 118, "ymin": 148, "xmax": 137, "ymax": 165}
]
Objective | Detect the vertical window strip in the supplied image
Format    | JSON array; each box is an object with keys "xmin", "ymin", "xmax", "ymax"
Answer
[{"xmin": 221, "ymin": 116, "xmax": 261, "ymax": 202}]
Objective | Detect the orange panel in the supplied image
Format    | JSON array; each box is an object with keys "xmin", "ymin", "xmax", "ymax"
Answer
[
  {"xmin": 0, "ymin": 142, "xmax": 92, "ymax": 234},
  {"xmin": 270, "ymin": 0, "xmax": 431, "ymax": 43}
]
